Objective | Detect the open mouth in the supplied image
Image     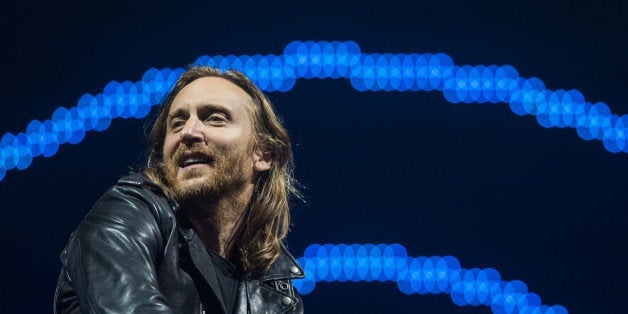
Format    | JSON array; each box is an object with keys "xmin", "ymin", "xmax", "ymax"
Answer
[{"xmin": 178, "ymin": 152, "xmax": 213, "ymax": 169}]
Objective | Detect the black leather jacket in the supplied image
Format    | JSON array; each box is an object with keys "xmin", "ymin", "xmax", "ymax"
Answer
[{"xmin": 54, "ymin": 173, "xmax": 305, "ymax": 314}]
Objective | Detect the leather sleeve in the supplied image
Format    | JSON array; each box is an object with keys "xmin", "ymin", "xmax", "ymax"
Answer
[{"xmin": 60, "ymin": 185, "xmax": 175, "ymax": 313}]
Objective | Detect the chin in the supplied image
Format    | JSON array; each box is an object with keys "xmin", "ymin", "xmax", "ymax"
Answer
[
  {"xmin": 176, "ymin": 173, "xmax": 211, "ymax": 187},
  {"xmin": 171, "ymin": 176, "xmax": 214, "ymax": 202}
]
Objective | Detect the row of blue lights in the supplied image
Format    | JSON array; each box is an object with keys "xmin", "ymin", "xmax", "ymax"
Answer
[
  {"xmin": 0, "ymin": 68, "xmax": 184, "ymax": 181},
  {"xmin": 295, "ymin": 244, "xmax": 568, "ymax": 314},
  {"xmin": 195, "ymin": 41, "xmax": 625, "ymax": 153},
  {"xmin": 0, "ymin": 40, "xmax": 625, "ymax": 182}
]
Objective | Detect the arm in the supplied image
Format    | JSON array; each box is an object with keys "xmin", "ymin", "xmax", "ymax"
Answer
[{"xmin": 60, "ymin": 185, "xmax": 175, "ymax": 313}]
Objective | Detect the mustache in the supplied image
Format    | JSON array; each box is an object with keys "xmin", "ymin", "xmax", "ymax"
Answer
[{"xmin": 173, "ymin": 143, "xmax": 218, "ymax": 165}]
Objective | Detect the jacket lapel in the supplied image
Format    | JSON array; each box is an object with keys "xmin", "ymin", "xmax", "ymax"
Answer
[
  {"xmin": 235, "ymin": 248, "xmax": 305, "ymax": 314},
  {"xmin": 179, "ymin": 218, "xmax": 228, "ymax": 314},
  {"xmin": 258, "ymin": 246, "xmax": 305, "ymax": 282}
]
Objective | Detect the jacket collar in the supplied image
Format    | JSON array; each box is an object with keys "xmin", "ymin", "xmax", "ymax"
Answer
[
  {"xmin": 118, "ymin": 173, "xmax": 182, "ymax": 212},
  {"xmin": 119, "ymin": 173, "xmax": 305, "ymax": 281},
  {"xmin": 117, "ymin": 172, "xmax": 160, "ymax": 190},
  {"xmin": 178, "ymin": 217, "xmax": 305, "ymax": 282},
  {"xmin": 258, "ymin": 245, "xmax": 305, "ymax": 281}
]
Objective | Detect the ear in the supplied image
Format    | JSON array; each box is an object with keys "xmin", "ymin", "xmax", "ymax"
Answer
[{"xmin": 252, "ymin": 149, "xmax": 272, "ymax": 172}]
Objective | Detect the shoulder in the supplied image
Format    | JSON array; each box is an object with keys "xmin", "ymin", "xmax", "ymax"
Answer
[
  {"xmin": 89, "ymin": 173, "xmax": 176, "ymax": 224},
  {"xmin": 66, "ymin": 173, "xmax": 177, "ymax": 255},
  {"xmin": 111, "ymin": 172, "xmax": 169, "ymax": 206},
  {"xmin": 57, "ymin": 175, "xmax": 182, "ymax": 313}
]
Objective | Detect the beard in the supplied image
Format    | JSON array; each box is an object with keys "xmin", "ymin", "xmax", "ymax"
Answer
[{"xmin": 161, "ymin": 142, "xmax": 253, "ymax": 207}]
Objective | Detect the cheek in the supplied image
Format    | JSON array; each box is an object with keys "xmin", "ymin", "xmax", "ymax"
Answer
[
  {"xmin": 162, "ymin": 136, "xmax": 178, "ymax": 160},
  {"xmin": 208, "ymin": 130, "xmax": 249, "ymax": 148}
]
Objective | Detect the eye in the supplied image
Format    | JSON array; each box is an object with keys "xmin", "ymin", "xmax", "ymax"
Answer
[
  {"xmin": 169, "ymin": 118, "xmax": 186, "ymax": 132},
  {"xmin": 205, "ymin": 113, "xmax": 228, "ymax": 125}
]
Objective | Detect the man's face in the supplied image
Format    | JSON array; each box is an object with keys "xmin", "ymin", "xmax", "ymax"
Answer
[{"xmin": 161, "ymin": 76, "xmax": 267, "ymax": 204}]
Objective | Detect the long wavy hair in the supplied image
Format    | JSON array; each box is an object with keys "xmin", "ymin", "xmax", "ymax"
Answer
[{"xmin": 144, "ymin": 66, "xmax": 299, "ymax": 276}]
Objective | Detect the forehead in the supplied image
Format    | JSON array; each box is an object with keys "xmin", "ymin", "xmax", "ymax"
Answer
[{"xmin": 168, "ymin": 76, "xmax": 253, "ymax": 115}]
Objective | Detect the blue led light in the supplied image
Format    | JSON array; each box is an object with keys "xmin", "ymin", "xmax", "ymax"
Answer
[
  {"xmin": 0, "ymin": 40, "xmax": 625, "ymax": 183},
  {"xmin": 294, "ymin": 243, "xmax": 569, "ymax": 314},
  {"xmin": 468, "ymin": 66, "xmax": 483, "ymax": 103},
  {"xmin": 414, "ymin": 53, "xmax": 429, "ymax": 91}
]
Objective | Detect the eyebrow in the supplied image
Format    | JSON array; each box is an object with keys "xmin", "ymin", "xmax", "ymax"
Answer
[
  {"xmin": 167, "ymin": 107, "xmax": 189, "ymax": 121},
  {"xmin": 167, "ymin": 103, "xmax": 233, "ymax": 120}
]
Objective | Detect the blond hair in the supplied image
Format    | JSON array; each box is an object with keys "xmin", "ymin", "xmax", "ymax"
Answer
[{"xmin": 144, "ymin": 66, "xmax": 299, "ymax": 276}]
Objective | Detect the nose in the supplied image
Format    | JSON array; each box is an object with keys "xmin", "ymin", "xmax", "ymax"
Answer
[{"xmin": 179, "ymin": 118, "xmax": 204, "ymax": 144}]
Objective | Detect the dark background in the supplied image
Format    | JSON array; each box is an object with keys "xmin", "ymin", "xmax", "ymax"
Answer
[{"xmin": 0, "ymin": 1, "xmax": 626, "ymax": 313}]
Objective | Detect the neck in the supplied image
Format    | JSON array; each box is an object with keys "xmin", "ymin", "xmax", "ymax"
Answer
[{"xmin": 184, "ymin": 185, "xmax": 253, "ymax": 260}]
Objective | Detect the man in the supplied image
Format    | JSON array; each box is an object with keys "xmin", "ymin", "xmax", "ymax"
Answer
[{"xmin": 54, "ymin": 66, "xmax": 305, "ymax": 313}]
